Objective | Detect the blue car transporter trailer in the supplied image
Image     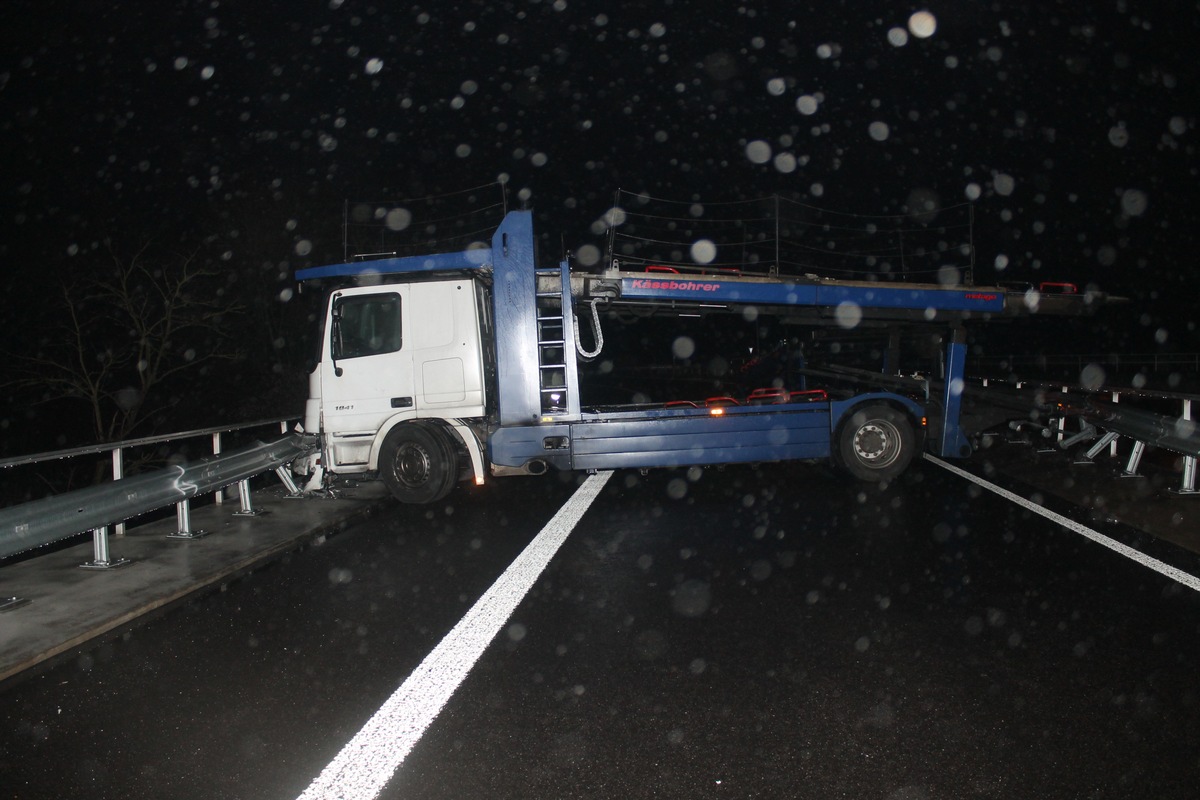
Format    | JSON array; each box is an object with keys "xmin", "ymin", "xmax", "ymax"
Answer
[{"xmin": 298, "ymin": 210, "xmax": 1099, "ymax": 494}]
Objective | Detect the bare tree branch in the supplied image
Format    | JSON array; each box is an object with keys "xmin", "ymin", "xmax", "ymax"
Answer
[{"xmin": 1, "ymin": 239, "xmax": 243, "ymax": 445}]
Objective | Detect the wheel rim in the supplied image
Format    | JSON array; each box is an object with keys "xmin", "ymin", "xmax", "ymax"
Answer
[
  {"xmin": 852, "ymin": 419, "xmax": 902, "ymax": 469},
  {"xmin": 395, "ymin": 442, "xmax": 433, "ymax": 487}
]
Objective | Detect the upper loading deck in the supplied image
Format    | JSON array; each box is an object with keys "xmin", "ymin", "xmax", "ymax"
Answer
[{"xmin": 297, "ymin": 210, "xmax": 1109, "ymax": 324}]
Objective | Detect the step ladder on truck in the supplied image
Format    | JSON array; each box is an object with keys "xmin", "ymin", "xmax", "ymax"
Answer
[{"xmin": 293, "ymin": 210, "xmax": 1106, "ymax": 503}]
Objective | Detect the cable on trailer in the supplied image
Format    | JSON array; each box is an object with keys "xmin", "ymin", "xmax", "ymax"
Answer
[{"xmin": 575, "ymin": 297, "xmax": 605, "ymax": 360}]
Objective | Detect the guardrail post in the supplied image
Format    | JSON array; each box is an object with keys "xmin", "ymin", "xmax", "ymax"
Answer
[
  {"xmin": 212, "ymin": 433, "xmax": 223, "ymax": 506},
  {"xmin": 1059, "ymin": 420, "xmax": 1097, "ymax": 450},
  {"xmin": 1171, "ymin": 398, "xmax": 1198, "ymax": 496},
  {"xmin": 1177, "ymin": 456, "xmax": 1198, "ymax": 495},
  {"xmin": 1075, "ymin": 431, "xmax": 1119, "ymax": 465},
  {"xmin": 167, "ymin": 499, "xmax": 209, "ymax": 540},
  {"xmin": 79, "ymin": 525, "xmax": 133, "ymax": 570},
  {"xmin": 1056, "ymin": 387, "xmax": 1069, "ymax": 444},
  {"xmin": 232, "ymin": 479, "xmax": 264, "ymax": 516},
  {"xmin": 1121, "ymin": 440, "xmax": 1146, "ymax": 478},
  {"xmin": 111, "ymin": 447, "xmax": 125, "ymax": 537},
  {"xmin": 275, "ymin": 466, "xmax": 303, "ymax": 498},
  {"xmin": 1110, "ymin": 392, "xmax": 1120, "ymax": 457}
]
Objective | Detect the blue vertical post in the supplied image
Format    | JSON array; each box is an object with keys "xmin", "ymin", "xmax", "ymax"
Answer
[
  {"xmin": 490, "ymin": 211, "xmax": 541, "ymax": 425},
  {"xmin": 938, "ymin": 326, "xmax": 972, "ymax": 458}
]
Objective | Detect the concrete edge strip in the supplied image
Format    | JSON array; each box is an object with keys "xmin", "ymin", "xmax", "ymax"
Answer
[
  {"xmin": 924, "ymin": 453, "xmax": 1200, "ymax": 593},
  {"xmin": 0, "ymin": 493, "xmax": 390, "ymax": 686},
  {"xmin": 297, "ymin": 470, "xmax": 615, "ymax": 800}
]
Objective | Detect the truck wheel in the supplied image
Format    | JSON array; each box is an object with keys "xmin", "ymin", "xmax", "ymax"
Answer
[
  {"xmin": 836, "ymin": 405, "xmax": 915, "ymax": 482},
  {"xmin": 379, "ymin": 423, "xmax": 457, "ymax": 504}
]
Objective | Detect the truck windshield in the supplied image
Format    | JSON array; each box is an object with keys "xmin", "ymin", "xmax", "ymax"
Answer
[{"xmin": 332, "ymin": 292, "xmax": 403, "ymax": 359}]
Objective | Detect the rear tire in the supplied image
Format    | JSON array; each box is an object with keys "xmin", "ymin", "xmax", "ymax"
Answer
[
  {"xmin": 379, "ymin": 423, "xmax": 457, "ymax": 504},
  {"xmin": 836, "ymin": 405, "xmax": 915, "ymax": 482}
]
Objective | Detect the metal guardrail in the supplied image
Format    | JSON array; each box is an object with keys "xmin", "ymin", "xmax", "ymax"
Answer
[
  {"xmin": 1083, "ymin": 400, "xmax": 1200, "ymax": 458},
  {"xmin": 0, "ymin": 417, "xmax": 298, "ymax": 471},
  {"xmin": 0, "ymin": 419, "xmax": 316, "ymax": 611},
  {"xmin": 1071, "ymin": 397, "xmax": 1199, "ymax": 493},
  {"xmin": 1, "ymin": 417, "xmax": 297, "ymax": 530},
  {"xmin": 0, "ymin": 432, "xmax": 314, "ymax": 561},
  {"xmin": 974, "ymin": 377, "xmax": 1200, "ymax": 496}
]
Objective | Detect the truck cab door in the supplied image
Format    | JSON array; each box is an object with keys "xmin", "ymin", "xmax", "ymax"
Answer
[{"xmin": 319, "ymin": 288, "xmax": 414, "ymax": 459}]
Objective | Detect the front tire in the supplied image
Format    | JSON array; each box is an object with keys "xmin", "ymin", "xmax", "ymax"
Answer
[
  {"xmin": 836, "ymin": 405, "xmax": 915, "ymax": 482},
  {"xmin": 379, "ymin": 423, "xmax": 457, "ymax": 504}
]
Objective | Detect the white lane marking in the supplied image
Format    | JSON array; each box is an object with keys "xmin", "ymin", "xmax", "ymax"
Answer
[
  {"xmin": 925, "ymin": 454, "xmax": 1200, "ymax": 593},
  {"xmin": 298, "ymin": 471, "xmax": 614, "ymax": 800}
]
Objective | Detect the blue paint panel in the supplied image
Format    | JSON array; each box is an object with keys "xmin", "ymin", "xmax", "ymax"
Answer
[
  {"xmin": 489, "ymin": 405, "xmax": 836, "ymax": 471},
  {"xmin": 296, "ymin": 248, "xmax": 493, "ymax": 281},
  {"xmin": 489, "ymin": 423, "xmax": 572, "ymax": 469},
  {"xmin": 817, "ymin": 285, "xmax": 1005, "ymax": 313},
  {"xmin": 619, "ymin": 276, "xmax": 1005, "ymax": 313},
  {"xmin": 621, "ymin": 277, "xmax": 818, "ymax": 306},
  {"xmin": 570, "ymin": 408, "xmax": 831, "ymax": 470},
  {"xmin": 490, "ymin": 212, "xmax": 542, "ymax": 425}
]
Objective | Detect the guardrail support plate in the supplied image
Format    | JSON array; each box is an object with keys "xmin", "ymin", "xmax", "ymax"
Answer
[
  {"xmin": 167, "ymin": 500, "xmax": 209, "ymax": 540},
  {"xmin": 232, "ymin": 479, "xmax": 266, "ymax": 517},
  {"xmin": 80, "ymin": 526, "xmax": 134, "ymax": 570}
]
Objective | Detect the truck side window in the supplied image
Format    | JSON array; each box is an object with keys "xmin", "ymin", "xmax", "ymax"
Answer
[{"xmin": 332, "ymin": 293, "xmax": 402, "ymax": 359}]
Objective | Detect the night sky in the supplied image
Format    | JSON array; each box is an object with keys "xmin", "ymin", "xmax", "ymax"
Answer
[{"xmin": 2, "ymin": 1, "xmax": 1198, "ymax": 447}]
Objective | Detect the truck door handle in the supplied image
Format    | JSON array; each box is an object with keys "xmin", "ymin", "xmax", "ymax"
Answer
[{"xmin": 391, "ymin": 397, "xmax": 413, "ymax": 408}]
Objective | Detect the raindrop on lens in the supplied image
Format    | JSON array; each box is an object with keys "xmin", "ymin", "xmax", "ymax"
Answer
[
  {"xmin": 1080, "ymin": 364, "xmax": 1106, "ymax": 390},
  {"xmin": 745, "ymin": 140, "xmax": 772, "ymax": 164},
  {"xmin": 672, "ymin": 336, "xmax": 696, "ymax": 359},
  {"xmin": 672, "ymin": 580, "xmax": 712, "ymax": 617},
  {"xmin": 690, "ymin": 239, "xmax": 717, "ymax": 264},
  {"xmin": 908, "ymin": 11, "xmax": 937, "ymax": 38},
  {"xmin": 835, "ymin": 302, "xmax": 863, "ymax": 329}
]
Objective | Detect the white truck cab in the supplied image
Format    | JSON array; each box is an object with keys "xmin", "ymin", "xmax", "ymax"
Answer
[{"xmin": 302, "ymin": 278, "xmax": 491, "ymax": 502}]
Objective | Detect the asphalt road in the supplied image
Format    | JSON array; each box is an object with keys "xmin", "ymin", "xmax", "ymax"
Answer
[{"xmin": 3, "ymin": 459, "xmax": 1199, "ymax": 799}]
